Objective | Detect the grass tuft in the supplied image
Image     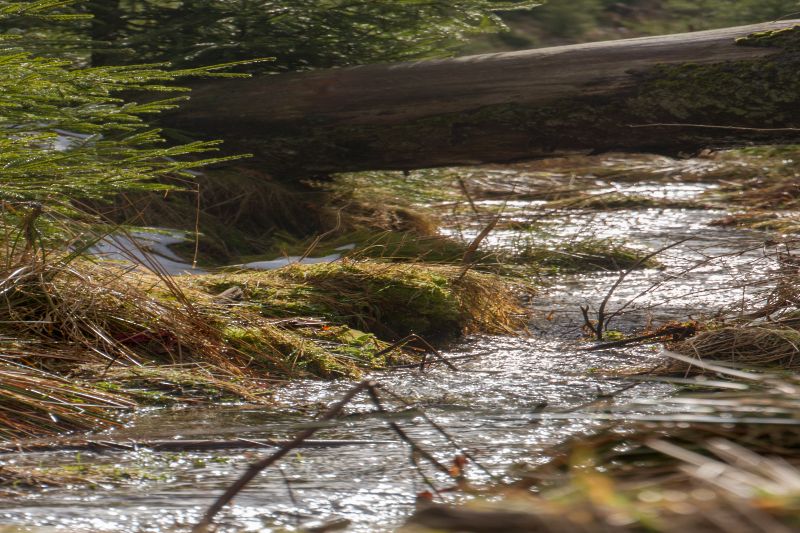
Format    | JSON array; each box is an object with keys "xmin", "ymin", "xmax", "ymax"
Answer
[
  {"xmin": 0, "ymin": 256, "xmax": 527, "ymax": 439},
  {"xmin": 663, "ymin": 326, "xmax": 800, "ymax": 373}
]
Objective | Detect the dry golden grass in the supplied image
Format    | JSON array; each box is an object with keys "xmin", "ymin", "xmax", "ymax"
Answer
[
  {"xmin": 0, "ymin": 255, "xmax": 528, "ymax": 439},
  {"xmin": 664, "ymin": 326, "xmax": 800, "ymax": 374}
]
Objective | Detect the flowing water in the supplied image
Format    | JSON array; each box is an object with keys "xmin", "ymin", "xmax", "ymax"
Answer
[{"xmin": 0, "ymin": 171, "xmax": 780, "ymax": 532}]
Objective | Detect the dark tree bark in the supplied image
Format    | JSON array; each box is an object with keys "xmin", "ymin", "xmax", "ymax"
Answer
[{"xmin": 168, "ymin": 21, "xmax": 800, "ymax": 175}]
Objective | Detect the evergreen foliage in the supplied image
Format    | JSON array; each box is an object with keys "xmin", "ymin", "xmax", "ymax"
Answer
[
  {"xmin": 480, "ymin": 0, "xmax": 800, "ymax": 48},
  {"xmin": 85, "ymin": 0, "xmax": 541, "ymax": 70},
  {"xmin": 0, "ymin": 1, "xmax": 250, "ymax": 243}
]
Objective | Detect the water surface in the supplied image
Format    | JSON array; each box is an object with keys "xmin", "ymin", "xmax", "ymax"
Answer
[{"xmin": 0, "ymin": 175, "xmax": 778, "ymax": 532}]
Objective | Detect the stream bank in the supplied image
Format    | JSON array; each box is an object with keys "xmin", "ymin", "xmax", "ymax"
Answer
[{"xmin": 2, "ymin": 151, "xmax": 793, "ymax": 531}]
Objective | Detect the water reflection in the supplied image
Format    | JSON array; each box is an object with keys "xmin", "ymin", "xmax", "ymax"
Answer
[{"xmin": 0, "ymin": 179, "xmax": 779, "ymax": 532}]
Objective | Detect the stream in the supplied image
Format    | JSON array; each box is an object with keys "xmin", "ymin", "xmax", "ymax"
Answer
[{"xmin": 0, "ymin": 169, "xmax": 779, "ymax": 532}]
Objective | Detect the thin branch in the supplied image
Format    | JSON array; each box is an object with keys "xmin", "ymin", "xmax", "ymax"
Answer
[
  {"xmin": 192, "ymin": 380, "xmax": 374, "ymax": 532},
  {"xmin": 380, "ymin": 387, "xmax": 498, "ymax": 481},
  {"xmin": 365, "ymin": 384, "xmax": 453, "ymax": 478},
  {"xmin": 629, "ymin": 123, "xmax": 800, "ymax": 132},
  {"xmin": 594, "ymin": 238, "xmax": 690, "ymax": 340}
]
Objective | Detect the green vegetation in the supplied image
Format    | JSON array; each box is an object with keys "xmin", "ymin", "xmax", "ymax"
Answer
[
  {"xmin": 467, "ymin": 0, "xmax": 800, "ymax": 51},
  {"xmin": 6, "ymin": 5, "xmax": 800, "ymax": 532},
  {"xmin": 0, "ymin": 1, "xmax": 246, "ymax": 438},
  {"xmin": 0, "ymin": 255, "xmax": 528, "ymax": 438},
  {"xmin": 198, "ymin": 260, "xmax": 528, "ymax": 339},
  {"xmin": 83, "ymin": 0, "xmax": 541, "ymax": 71},
  {"xmin": 0, "ymin": 1, "xmax": 544, "ymax": 440},
  {"xmin": 0, "ymin": 5, "xmax": 243, "ymax": 237},
  {"xmin": 1, "ymin": 451, "xmax": 174, "ymax": 491}
]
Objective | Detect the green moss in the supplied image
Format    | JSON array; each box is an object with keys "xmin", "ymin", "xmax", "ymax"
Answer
[
  {"xmin": 200, "ymin": 260, "xmax": 528, "ymax": 340},
  {"xmin": 628, "ymin": 57, "xmax": 800, "ymax": 123},
  {"xmin": 221, "ymin": 324, "xmax": 364, "ymax": 378},
  {"xmin": 0, "ymin": 461, "xmax": 168, "ymax": 490},
  {"xmin": 313, "ymin": 325, "xmax": 391, "ymax": 366},
  {"xmin": 736, "ymin": 25, "xmax": 800, "ymax": 50},
  {"xmin": 285, "ymin": 263, "xmax": 458, "ymax": 337},
  {"xmin": 81, "ymin": 365, "xmax": 265, "ymax": 406},
  {"xmin": 619, "ymin": 26, "xmax": 800, "ymax": 124},
  {"xmin": 93, "ymin": 381, "xmax": 123, "ymax": 393}
]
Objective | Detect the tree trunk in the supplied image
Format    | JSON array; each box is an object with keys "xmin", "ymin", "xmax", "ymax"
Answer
[{"xmin": 169, "ymin": 21, "xmax": 800, "ymax": 175}]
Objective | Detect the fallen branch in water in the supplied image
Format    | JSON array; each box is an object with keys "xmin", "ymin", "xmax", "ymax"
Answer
[
  {"xmin": 581, "ymin": 238, "xmax": 690, "ymax": 340},
  {"xmin": 193, "ymin": 380, "xmax": 375, "ymax": 532},
  {"xmin": 0, "ymin": 437, "xmax": 394, "ymax": 455},
  {"xmin": 193, "ymin": 380, "xmax": 481, "ymax": 532},
  {"xmin": 582, "ymin": 324, "xmax": 698, "ymax": 351},
  {"xmin": 373, "ymin": 333, "xmax": 459, "ymax": 371}
]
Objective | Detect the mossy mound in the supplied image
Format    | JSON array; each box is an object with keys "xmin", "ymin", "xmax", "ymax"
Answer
[
  {"xmin": 0, "ymin": 258, "xmax": 528, "ymax": 439},
  {"xmin": 194, "ymin": 260, "xmax": 528, "ymax": 340}
]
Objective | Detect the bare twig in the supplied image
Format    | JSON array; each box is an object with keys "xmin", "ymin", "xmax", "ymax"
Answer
[
  {"xmin": 582, "ymin": 325, "xmax": 697, "ymax": 351},
  {"xmin": 456, "ymin": 176, "xmax": 481, "ymax": 215},
  {"xmin": 379, "ymin": 387, "xmax": 498, "ymax": 481},
  {"xmin": 460, "ymin": 214, "xmax": 500, "ymax": 267},
  {"xmin": 365, "ymin": 384, "xmax": 453, "ymax": 479},
  {"xmin": 629, "ymin": 123, "xmax": 800, "ymax": 133},
  {"xmin": 192, "ymin": 380, "xmax": 374, "ymax": 532},
  {"xmin": 374, "ymin": 333, "xmax": 458, "ymax": 371},
  {"xmin": 277, "ymin": 466, "xmax": 300, "ymax": 510},
  {"xmin": 591, "ymin": 238, "xmax": 690, "ymax": 340}
]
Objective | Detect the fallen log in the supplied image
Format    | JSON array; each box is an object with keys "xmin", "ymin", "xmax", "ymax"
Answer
[{"xmin": 169, "ymin": 21, "xmax": 800, "ymax": 175}]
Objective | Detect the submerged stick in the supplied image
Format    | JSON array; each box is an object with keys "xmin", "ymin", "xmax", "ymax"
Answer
[
  {"xmin": 193, "ymin": 379, "xmax": 475, "ymax": 531},
  {"xmin": 0, "ymin": 437, "xmax": 394, "ymax": 455},
  {"xmin": 582, "ymin": 325, "xmax": 697, "ymax": 351},
  {"xmin": 374, "ymin": 333, "xmax": 459, "ymax": 371},
  {"xmin": 192, "ymin": 380, "xmax": 374, "ymax": 532}
]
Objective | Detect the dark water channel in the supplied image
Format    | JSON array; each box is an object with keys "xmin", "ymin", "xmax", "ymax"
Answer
[{"xmin": 0, "ymin": 180, "xmax": 778, "ymax": 532}]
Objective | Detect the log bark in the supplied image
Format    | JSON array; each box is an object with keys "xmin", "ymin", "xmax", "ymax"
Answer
[{"xmin": 169, "ymin": 21, "xmax": 800, "ymax": 175}]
